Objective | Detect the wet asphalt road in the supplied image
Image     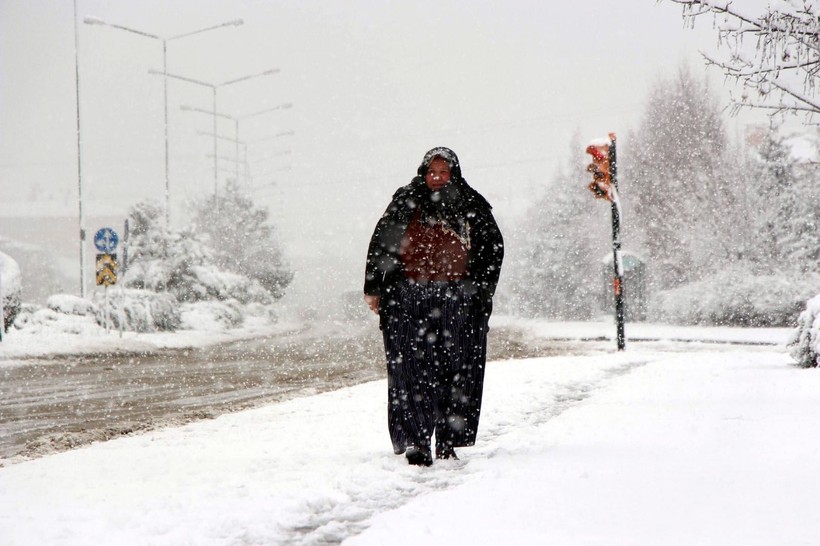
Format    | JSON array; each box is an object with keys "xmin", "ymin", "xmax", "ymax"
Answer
[{"xmin": 0, "ymin": 320, "xmax": 596, "ymax": 464}]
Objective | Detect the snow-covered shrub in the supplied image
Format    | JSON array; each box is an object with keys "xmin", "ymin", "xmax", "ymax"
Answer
[
  {"xmin": 651, "ymin": 268, "xmax": 820, "ymax": 327},
  {"xmin": 47, "ymin": 294, "xmax": 98, "ymax": 316},
  {"xmin": 191, "ymin": 180, "xmax": 293, "ymax": 300},
  {"xmin": 187, "ymin": 265, "xmax": 272, "ymax": 304},
  {"xmin": 124, "ymin": 199, "xmax": 278, "ymax": 305},
  {"xmin": 12, "ymin": 304, "xmax": 101, "ymax": 335},
  {"xmin": 11, "ymin": 303, "xmax": 42, "ymax": 330},
  {"xmin": 92, "ymin": 289, "xmax": 180, "ymax": 332},
  {"xmin": 239, "ymin": 301, "xmax": 279, "ymax": 323},
  {"xmin": 179, "ymin": 299, "xmax": 244, "ymax": 330},
  {"xmin": 0, "ymin": 250, "xmax": 22, "ymax": 332},
  {"xmin": 788, "ymin": 294, "xmax": 820, "ymax": 368}
]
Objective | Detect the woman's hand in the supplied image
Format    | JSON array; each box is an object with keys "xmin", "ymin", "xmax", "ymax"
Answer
[{"xmin": 364, "ymin": 294, "xmax": 380, "ymax": 314}]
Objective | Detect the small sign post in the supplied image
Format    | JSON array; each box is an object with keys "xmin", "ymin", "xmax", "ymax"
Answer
[{"xmin": 94, "ymin": 228, "xmax": 119, "ymax": 332}]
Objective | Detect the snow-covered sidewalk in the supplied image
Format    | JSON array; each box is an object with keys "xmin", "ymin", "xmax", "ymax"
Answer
[{"xmin": 1, "ymin": 336, "xmax": 817, "ymax": 545}]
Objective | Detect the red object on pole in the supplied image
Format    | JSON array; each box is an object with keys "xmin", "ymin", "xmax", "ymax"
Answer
[{"xmin": 585, "ymin": 143, "xmax": 613, "ymax": 201}]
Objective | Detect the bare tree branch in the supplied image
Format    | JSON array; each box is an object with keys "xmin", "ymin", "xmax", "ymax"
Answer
[{"xmin": 661, "ymin": 0, "xmax": 820, "ymax": 119}]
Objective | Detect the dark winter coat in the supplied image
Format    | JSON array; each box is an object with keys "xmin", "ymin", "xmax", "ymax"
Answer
[{"xmin": 364, "ymin": 175, "xmax": 504, "ymax": 326}]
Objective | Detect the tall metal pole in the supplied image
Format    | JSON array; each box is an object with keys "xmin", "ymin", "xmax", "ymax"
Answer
[
  {"xmin": 235, "ymin": 119, "xmax": 240, "ymax": 184},
  {"xmin": 608, "ymin": 133, "xmax": 625, "ymax": 350},
  {"xmin": 162, "ymin": 41, "xmax": 170, "ymax": 228},
  {"xmin": 213, "ymin": 88, "xmax": 219, "ymax": 208},
  {"xmin": 73, "ymin": 0, "xmax": 87, "ymax": 298}
]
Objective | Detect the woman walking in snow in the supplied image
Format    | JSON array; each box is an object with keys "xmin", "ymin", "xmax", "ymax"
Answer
[{"xmin": 363, "ymin": 147, "xmax": 504, "ymax": 466}]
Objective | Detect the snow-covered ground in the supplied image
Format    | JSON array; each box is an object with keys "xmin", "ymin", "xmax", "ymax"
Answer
[
  {"xmin": 0, "ymin": 305, "xmax": 303, "ymax": 362},
  {"xmin": 1, "ymin": 316, "xmax": 817, "ymax": 545}
]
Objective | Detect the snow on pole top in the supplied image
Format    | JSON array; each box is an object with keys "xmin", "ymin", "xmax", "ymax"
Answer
[{"xmin": 588, "ymin": 133, "xmax": 616, "ymax": 147}]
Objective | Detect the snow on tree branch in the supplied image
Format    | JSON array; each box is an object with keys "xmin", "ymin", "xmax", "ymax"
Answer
[{"xmin": 663, "ymin": 0, "xmax": 820, "ymax": 119}]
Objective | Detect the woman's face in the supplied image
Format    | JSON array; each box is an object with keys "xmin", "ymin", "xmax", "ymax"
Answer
[{"xmin": 424, "ymin": 157, "xmax": 451, "ymax": 191}]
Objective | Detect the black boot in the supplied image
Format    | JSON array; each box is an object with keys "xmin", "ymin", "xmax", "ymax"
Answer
[
  {"xmin": 435, "ymin": 444, "xmax": 459, "ymax": 460},
  {"xmin": 405, "ymin": 446, "xmax": 433, "ymax": 466}
]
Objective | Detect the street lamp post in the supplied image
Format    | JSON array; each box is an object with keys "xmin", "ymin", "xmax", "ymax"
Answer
[
  {"xmin": 181, "ymin": 102, "xmax": 292, "ymax": 186},
  {"xmin": 196, "ymin": 131, "xmax": 249, "ymax": 184},
  {"xmin": 73, "ymin": 0, "xmax": 87, "ymax": 298},
  {"xmin": 83, "ymin": 16, "xmax": 243, "ymax": 227},
  {"xmin": 150, "ymin": 69, "xmax": 281, "ymax": 203}
]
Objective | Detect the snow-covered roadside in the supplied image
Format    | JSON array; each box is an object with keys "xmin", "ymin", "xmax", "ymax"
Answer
[
  {"xmin": 0, "ymin": 312, "xmax": 793, "ymax": 363},
  {"xmin": 492, "ymin": 315, "xmax": 793, "ymax": 346},
  {"xmin": 0, "ymin": 311, "xmax": 303, "ymax": 361},
  {"xmin": 1, "ymin": 331, "xmax": 816, "ymax": 545}
]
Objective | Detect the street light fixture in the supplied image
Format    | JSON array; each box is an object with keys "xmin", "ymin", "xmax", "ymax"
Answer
[
  {"xmin": 181, "ymin": 102, "xmax": 292, "ymax": 185},
  {"xmin": 247, "ymin": 129, "xmax": 296, "ymax": 144},
  {"xmin": 149, "ymin": 69, "xmax": 280, "ymax": 204},
  {"xmin": 83, "ymin": 16, "xmax": 243, "ymax": 227},
  {"xmin": 254, "ymin": 150, "xmax": 293, "ymax": 163},
  {"xmin": 196, "ymin": 130, "xmax": 251, "ymax": 183}
]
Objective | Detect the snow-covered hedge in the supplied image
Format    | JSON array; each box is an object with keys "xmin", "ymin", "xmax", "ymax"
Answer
[
  {"xmin": 186, "ymin": 265, "xmax": 272, "ymax": 304},
  {"xmin": 12, "ymin": 303, "xmax": 102, "ymax": 335},
  {"xmin": 788, "ymin": 294, "xmax": 820, "ymax": 368},
  {"xmin": 650, "ymin": 268, "xmax": 820, "ymax": 327},
  {"xmin": 47, "ymin": 294, "xmax": 97, "ymax": 316},
  {"xmin": 179, "ymin": 299, "xmax": 245, "ymax": 330},
  {"xmin": 124, "ymin": 198, "xmax": 287, "ymax": 307},
  {"xmin": 92, "ymin": 289, "xmax": 181, "ymax": 333}
]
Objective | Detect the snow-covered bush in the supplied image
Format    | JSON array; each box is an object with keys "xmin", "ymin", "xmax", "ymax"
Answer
[
  {"xmin": 12, "ymin": 303, "xmax": 101, "ymax": 335},
  {"xmin": 47, "ymin": 294, "xmax": 98, "ymax": 316},
  {"xmin": 93, "ymin": 289, "xmax": 180, "ymax": 333},
  {"xmin": 0, "ymin": 250, "xmax": 22, "ymax": 332},
  {"xmin": 651, "ymin": 268, "xmax": 820, "ymax": 327},
  {"xmin": 187, "ymin": 265, "xmax": 272, "ymax": 304},
  {"xmin": 125, "ymin": 199, "xmax": 280, "ymax": 305},
  {"xmin": 191, "ymin": 180, "xmax": 293, "ymax": 300},
  {"xmin": 788, "ymin": 294, "xmax": 820, "ymax": 368},
  {"xmin": 179, "ymin": 299, "xmax": 244, "ymax": 331}
]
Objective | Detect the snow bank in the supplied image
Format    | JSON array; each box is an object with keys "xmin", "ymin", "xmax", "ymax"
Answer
[{"xmin": 652, "ymin": 268, "xmax": 820, "ymax": 327}]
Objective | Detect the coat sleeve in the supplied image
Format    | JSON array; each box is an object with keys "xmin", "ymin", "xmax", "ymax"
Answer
[
  {"xmin": 467, "ymin": 206, "xmax": 504, "ymax": 315},
  {"xmin": 363, "ymin": 191, "xmax": 407, "ymax": 297}
]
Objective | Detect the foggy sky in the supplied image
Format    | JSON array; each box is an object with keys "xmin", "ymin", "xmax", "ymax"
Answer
[{"xmin": 0, "ymin": 0, "xmax": 767, "ymax": 312}]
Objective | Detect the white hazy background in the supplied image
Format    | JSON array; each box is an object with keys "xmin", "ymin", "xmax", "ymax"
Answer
[{"xmin": 0, "ymin": 1, "xmax": 766, "ymax": 315}]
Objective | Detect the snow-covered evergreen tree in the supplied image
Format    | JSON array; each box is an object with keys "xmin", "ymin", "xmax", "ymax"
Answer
[
  {"xmin": 191, "ymin": 181, "xmax": 293, "ymax": 300},
  {"xmin": 124, "ymin": 199, "xmax": 274, "ymax": 305},
  {"xmin": 740, "ymin": 125, "xmax": 820, "ymax": 273},
  {"xmin": 508, "ymin": 133, "xmax": 606, "ymax": 319},
  {"xmin": 624, "ymin": 65, "xmax": 736, "ymax": 288},
  {"xmin": 124, "ymin": 200, "xmax": 211, "ymax": 300}
]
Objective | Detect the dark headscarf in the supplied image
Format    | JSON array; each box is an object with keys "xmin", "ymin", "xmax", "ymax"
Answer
[
  {"xmin": 417, "ymin": 146, "xmax": 462, "ymax": 180},
  {"xmin": 415, "ymin": 147, "xmax": 471, "ymax": 247}
]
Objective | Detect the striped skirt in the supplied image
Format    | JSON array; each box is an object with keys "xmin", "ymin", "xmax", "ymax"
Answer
[{"xmin": 381, "ymin": 280, "xmax": 489, "ymax": 453}]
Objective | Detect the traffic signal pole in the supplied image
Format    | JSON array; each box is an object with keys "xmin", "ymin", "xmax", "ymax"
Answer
[
  {"xmin": 586, "ymin": 132, "xmax": 625, "ymax": 351},
  {"xmin": 608, "ymin": 134, "xmax": 626, "ymax": 350}
]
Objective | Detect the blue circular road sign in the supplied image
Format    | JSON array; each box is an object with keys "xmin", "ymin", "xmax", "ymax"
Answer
[{"xmin": 94, "ymin": 227, "xmax": 119, "ymax": 254}]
